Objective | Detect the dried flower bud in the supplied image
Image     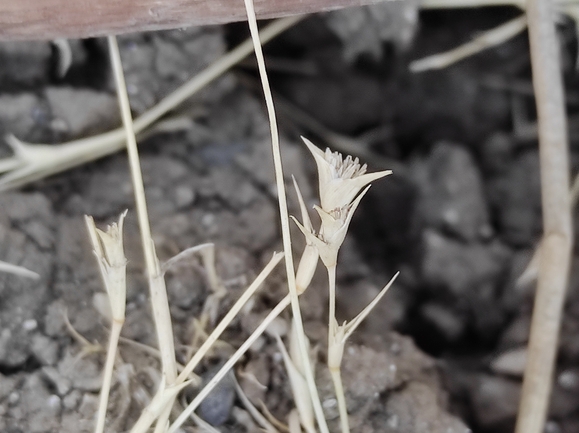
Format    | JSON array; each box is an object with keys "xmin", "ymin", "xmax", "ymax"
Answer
[
  {"xmin": 85, "ymin": 211, "xmax": 128, "ymax": 322},
  {"xmin": 302, "ymin": 137, "xmax": 391, "ymax": 213},
  {"xmin": 292, "ymin": 187, "xmax": 368, "ymax": 268}
]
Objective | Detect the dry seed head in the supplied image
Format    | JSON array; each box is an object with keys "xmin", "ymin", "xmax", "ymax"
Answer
[
  {"xmin": 292, "ymin": 186, "xmax": 369, "ymax": 268},
  {"xmin": 324, "ymin": 148, "xmax": 367, "ymax": 179},
  {"xmin": 85, "ymin": 211, "xmax": 128, "ymax": 322},
  {"xmin": 302, "ymin": 136, "xmax": 392, "ymax": 213}
]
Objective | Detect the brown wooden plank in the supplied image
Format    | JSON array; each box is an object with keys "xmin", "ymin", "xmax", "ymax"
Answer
[{"xmin": 0, "ymin": 0, "xmax": 385, "ymax": 41}]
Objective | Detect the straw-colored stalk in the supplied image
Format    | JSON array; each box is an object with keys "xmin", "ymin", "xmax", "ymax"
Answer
[
  {"xmin": 514, "ymin": 0, "xmax": 573, "ymax": 430},
  {"xmin": 85, "ymin": 212, "xmax": 128, "ymax": 433},
  {"xmin": 107, "ymin": 35, "xmax": 178, "ymax": 433},
  {"xmin": 240, "ymin": 1, "xmax": 330, "ymax": 432},
  {"xmin": 276, "ymin": 320, "xmax": 317, "ymax": 433},
  {"xmin": 292, "ymin": 138, "xmax": 393, "ymax": 433}
]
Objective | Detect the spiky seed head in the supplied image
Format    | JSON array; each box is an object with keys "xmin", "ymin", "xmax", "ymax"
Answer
[
  {"xmin": 302, "ymin": 137, "xmax": 391, "ymax": 213},
  {"xmin": 85, "ymin": 210, "xmax": 128, "ymax": 322}
]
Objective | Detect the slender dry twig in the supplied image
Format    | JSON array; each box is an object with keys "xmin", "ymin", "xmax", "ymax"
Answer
[
  {"xmin": 515, "ymin": 0, "xmax": 573, "ymax": 432},
  {"xmin": 108, "ymin": 36, "xmax": 179, "ymax": 433},
  {"xmin": 241, "ymin": 2, "xmax": 330, "ymax": 432},
  {"xmin": 410, "ymin": 15, "xmax": 527, "ymax": 72},
  {"xmin": 85, "ymin": 212, "xmax": 128, "ymax": 433},
  {"xmin": 0, "ymin": 260, "xmax": 40, "ymax": 280}
]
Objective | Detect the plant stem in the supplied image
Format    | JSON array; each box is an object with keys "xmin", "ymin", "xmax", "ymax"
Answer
[
  {"xmin": 327, "ymin": 265, "xmax": 350, "ymax": 433},
  {"xmin": 241, "ymin": 2, "xmax": 330, "ymax": 433},
  {"xmin": 108, "ymin": 34, "xmax": 177, "ymax": 383},
  {"xmin": 330, "ymin": 367, "xmax": 349, "ymax": 433},
  {"xmin": 108, "ymin": 33, "xmax": 178, "ymax": 415},
  {"xmin": 94, "ymin": 319, "xmax": 123, "ymax": 433},
  {"xmin": 328, "ymin": 265, "xmax": 337, "ymax": 337},
  {"xmin": 515, "ymin": 0, "xmax": 573, "ymax": 431}
]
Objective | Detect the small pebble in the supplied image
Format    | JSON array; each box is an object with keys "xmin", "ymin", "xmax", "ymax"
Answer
[
  {"xmin": 22, "ymin": 319, "xmax": 38, "ymax": 331},
  {"xmin": 198, "ymin": 369, "xmax": 236, "ymax": 426}
]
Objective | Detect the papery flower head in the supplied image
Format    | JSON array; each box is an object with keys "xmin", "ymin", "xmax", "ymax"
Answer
[
  {"xmin": 302, "ymin": 137, "xmax": 392, "ymax": 212},
  {"xmin": 85, "ymin": 211, "xmax": 128, "ymax": 322},
  {"xmin": 292, "ymin": 187, "xmax": 369, "ymax": 268}
]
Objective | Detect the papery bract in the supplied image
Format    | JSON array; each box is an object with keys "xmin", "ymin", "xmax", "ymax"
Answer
[{"xmin": 302, "ymin": 137, "xmax": 391, "ymax": 212}]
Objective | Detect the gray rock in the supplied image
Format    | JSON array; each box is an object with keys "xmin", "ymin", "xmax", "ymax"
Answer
[
  {"xmin": 480, "ymin": 132, "xmax": 513, "ymax": 175},
  {"xmin": 421, "ymin": 302, "xmax": 465, "ymax": 342},
  {"xmin": 0, "ymin": 372, "xmax": 19, "ymax": 400},
  {"xmin": 499, "ymin": 313, "xmax": 531, "ymax": 348},
  {"xmin": 117, "ymin": 26, "xmax": 234, "ymax": 114},
  {"xmin": 383, "ymin": 382, "xmax": 470, "ymax": 433},
  {"xmin": 62, "ymin": 389, "xmax": 82, "ymax": 411},
  {"xmin": 3, "ymin": 372, "xmax": 61, "ymax": 433},
  {"xmin": 31, "ymin": 334, "xmax": 59, "ymax": 366},
  {"xmin": 422, "ymin": 229, "xmax": 510, "ymax": 296},
  {"xmin": 490, "ymin": 347, "xmax": 527, "ymax": 377},
  {"xmin": 0, "ymin": 41, "xmax": 52, "ymax": 87},
  {"xmin": 411, "ymin": 141, "xmax": 491, "ymax": 241},
  {"xmin": 486, "ymin": 151, "xmax": 541, "ymax": 246},
  {"xmin": 469, "ymin": 374, "xmax": 520, "ymax": 429},
  {"xmin": 45, "ymin": 87, "xmax": 119, "ymax": 138},
  {"xmin": 325, "ymin": 1, "xmax": 419, "ymax": 61},
  {"xmin": 199, "ymin": 369, "xmax": 236, "ymax": 426},
  {"xmin": 0, "ymin": 193, "xmax": 55, "ymax": 367},
  {"xmin": 0, "ymin": 93, "xmax": 42, "ymax": 141},
  {"xmin": 41, "ymin": 366, "xmax": 72, "ymax": 396}
]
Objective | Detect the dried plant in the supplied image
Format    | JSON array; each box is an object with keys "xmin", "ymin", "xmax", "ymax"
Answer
[
  {"xmin": 85, "ymin": 211, "xmax": 128, "ymax": 433},
  {"xmin": 78, "ymin": 2, "xmax": 403, "ymax": 432},
  {"xmin": 292, "ymin": 138, "xmax": 396, "ymax": 433}
]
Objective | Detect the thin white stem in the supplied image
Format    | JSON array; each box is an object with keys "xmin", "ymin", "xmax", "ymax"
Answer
[
  {"xmin": 242, "ymin": 2, "xmax": 329, "ymax": 432},
  {"xmin": 328, "ymin": 265, "xmax": 337, "ymax": 337},
  {"xmin": 153, "ymin": 401, "xmax": 172, "ymax": 433},
  {"xmin": 329, "ymin": 368, "xmax": 349, "ymax": 433},
  {"xmin": 168, "ymin": 295, "xmax": 292, "ymax": 433},
  {"xmin": 326, "ymin": 265, "xmax": 349, "ymax": 433},
  {"xmin": 94, "ymin": 319, "xmax": 123, "ymax": 433},
  {"xmin": 108, "ymin": 33, "xmax": 178, "ymax": 387}
]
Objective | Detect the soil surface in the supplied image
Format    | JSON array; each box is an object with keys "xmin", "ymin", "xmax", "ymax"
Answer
[{"xmin": 1, "ymin": 5, "xmax": 579, "ymax": 433}]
